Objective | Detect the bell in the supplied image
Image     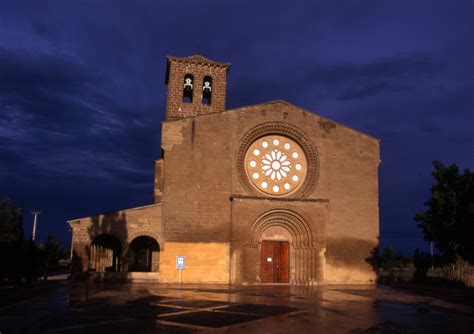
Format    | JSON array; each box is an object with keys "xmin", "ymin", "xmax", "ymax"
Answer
[{"xmin": 203, "ymin": 81, "xmax": 212, "ymax": 92}]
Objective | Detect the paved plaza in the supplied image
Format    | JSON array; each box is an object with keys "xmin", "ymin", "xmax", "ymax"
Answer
[{"xmin": 1, "ymin": 282, "xmax": 473, "ymax": 333}]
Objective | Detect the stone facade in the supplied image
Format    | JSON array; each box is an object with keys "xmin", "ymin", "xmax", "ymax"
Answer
[{"xmin": 68, "ymin": 55, "xmax": 380, "ymax": 284}]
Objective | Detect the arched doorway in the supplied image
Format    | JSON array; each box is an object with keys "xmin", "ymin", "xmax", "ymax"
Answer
[
  {"xmin": 128, "ymin": 236, "xmax": 160, "ymax": 272},
  {"xmin": 247, "ymin": 209, "xmax": 322, "ymax": 284},
  {"xmin": 260, "ymin": 226, "xmax": 291, "ymax": 283},
  {"xmin": 90, "ymin": 234, "xmax": 122, "ymax": 272}
]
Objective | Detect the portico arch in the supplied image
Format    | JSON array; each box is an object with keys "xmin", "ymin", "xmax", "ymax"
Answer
[
  {"xmin": 128, "ymin": 236, "xmax": 160, "ymax": 272},
  {"xmin": 89, "ymin": 234, "xmax": 122, "ymax": 272}
]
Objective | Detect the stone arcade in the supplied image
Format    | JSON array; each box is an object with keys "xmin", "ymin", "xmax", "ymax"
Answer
[{"xmin": 68, "ymin": 55, "xmax": 380, "ymax": 284}]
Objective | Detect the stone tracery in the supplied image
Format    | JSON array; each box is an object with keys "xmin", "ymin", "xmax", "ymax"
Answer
[
  {"xmin": 245, "ymin": 135, "xmax": 307, "ymax": 196},
  {"xmin": 237, "ymin": 122, "xmax": 320, "ymax": 198}
]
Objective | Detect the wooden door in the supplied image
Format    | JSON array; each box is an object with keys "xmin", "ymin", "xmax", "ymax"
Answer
[
  {"xmin": 277, "ymin": 241, "xmax": 289, "ymax": 283},
  {"xmin": 260, "ymin": 241, "xmax": 289, "ymax": 283},
  {"xmin": 260, "ymin": 241, "xmax": 274, "ymax": 283}
]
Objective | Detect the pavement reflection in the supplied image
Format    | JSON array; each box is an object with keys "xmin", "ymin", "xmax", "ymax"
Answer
[{"xmin": 0, "ymin": 283, "xmax": 473, "ymax": 333}]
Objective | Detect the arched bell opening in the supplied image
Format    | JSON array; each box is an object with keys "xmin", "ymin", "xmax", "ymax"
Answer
[
  {"xmin": 90, "ymin": 234, "xmax": 122, "ymax": 272},
  {"xmin": 183, "ymin": 74, "xmax": 194, "ymax": 103},
  {"xmin": 128, "ymin": 236, "xmax": 160, "ymax": 272},
  {"xmin": 202, "ymin": 76, "xmax": 212, "ymax": 105}
]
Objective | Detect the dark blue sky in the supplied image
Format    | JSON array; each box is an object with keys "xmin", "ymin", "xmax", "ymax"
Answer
[{"xmin": 0, "ymin": 1, "xmax": 472, "ymax": 254}]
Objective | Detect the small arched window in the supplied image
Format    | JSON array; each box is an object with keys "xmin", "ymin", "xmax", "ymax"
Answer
[
  {"xmin": 202, "ymin": 76, "xmax": 212, "ymax": 105},
  {"xmin": 183, "ymin": 74, "xmax": 194, "ymax": 103}
]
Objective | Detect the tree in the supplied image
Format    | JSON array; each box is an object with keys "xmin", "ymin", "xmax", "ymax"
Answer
[
  {"xmin": 23, "ymin": 239, "xmax": 46, "ymax": 282},
  {"xmin": 0, "ymin": 197, "xmax": 23, "ymax": 243},
  {"xmin": 378, "ymin": 247, "xmax": 409, "ymax": 283},
  {"xmin": 42, "ymin": 234, "xmax": 68, "ymax": 279},
  {"xmin": 413, "ymin": 248, "xmax": 431, "ymax": 282},
  {"xmin": 415, "ymin": 161, "xmax": 474, "ymax": 264},
  {"xmin": 0, "ymin": 198, "xmax": 24, "ymax": 281}
]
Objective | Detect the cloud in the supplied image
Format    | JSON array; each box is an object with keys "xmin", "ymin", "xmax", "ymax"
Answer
[
  {"xmin": 0, "ymin": 47, "xmax": 93, "ymax": 92},
  {"xmin": 228, "ymin": 54, "xmax": 446, "ymax": 107},
  {"xmin": 309, "ymin": 55, "xmax": 445, "ymax": 100},
  {"xmin": 0, "ymin": 47, "xmax": 100, "ymax": 132},
  {"xmin": 336, "ymin": 81, "xmax": 411, "ymax": 101},
  {"xmin": 0, "ymin": 0, "xmax": 471, "ymax": 247},
  {"xmin": 312, "ymin": 56, "xmax": 440, "ymax": 85},
  {"xmin": 0, "ymin": 47, "xmax": 160, "ymax": 189}
]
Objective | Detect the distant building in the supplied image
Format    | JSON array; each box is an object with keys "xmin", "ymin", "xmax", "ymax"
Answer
[{"xmin": 68, "ymin": 55, "xmax": 380, "ymax": 284}]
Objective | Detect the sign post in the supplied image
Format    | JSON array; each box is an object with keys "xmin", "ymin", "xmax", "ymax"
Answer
[{"xmin": 176, "ymin": 256, "xmax": 185, "ymax": 284}]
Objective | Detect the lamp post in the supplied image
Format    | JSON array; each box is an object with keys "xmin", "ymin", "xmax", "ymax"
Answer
[
  {"xmin": 31, "ymin": 210, "xmax": 41, "ymax": 241},
  {"xmin": 430, "ymin": 240, "xmax": 434, "ymax": 272}
]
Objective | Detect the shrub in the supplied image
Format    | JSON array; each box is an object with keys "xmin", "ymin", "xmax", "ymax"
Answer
[
  {"xmin": 443, "ymin": 257, "xmax": 472, "ymax": 286},
  {"xmin": 413, "ymin": 248, "xmax": 431, "ymax": 282},
  {"xmin": 378, "ymin": 247, "xmax": 409, "ymax": 284}
]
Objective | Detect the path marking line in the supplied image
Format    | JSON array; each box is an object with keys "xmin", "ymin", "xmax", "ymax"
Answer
[
  {"xmin": 46, "ymin": 318, "xmax": 133, "ymax": 332},
  {"xmin": 156, "ymin": 304, "xmax": 231, "ymax": 318},
  {"xmin": 156, "ymin": 319, "xmax": 212, "ymax": 331}
]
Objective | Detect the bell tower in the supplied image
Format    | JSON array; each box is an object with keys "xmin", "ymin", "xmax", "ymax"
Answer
[{"xmin": 165, "ymin": 55, "xmax": 230, "ymax": 119}]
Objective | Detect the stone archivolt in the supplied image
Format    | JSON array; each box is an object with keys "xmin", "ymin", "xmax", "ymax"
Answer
[
  {"xmin": 245, "ymin": 208, "xmax": 323, "ymax": 284},
  {"xmin": 246, "ymin": 209, "xmax": 315, "ymax": 248}
]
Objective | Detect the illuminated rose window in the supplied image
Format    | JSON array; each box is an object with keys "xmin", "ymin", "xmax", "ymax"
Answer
[{"xmin": 244, "ymin": 135, "xmax": 307, "ymax": 196}]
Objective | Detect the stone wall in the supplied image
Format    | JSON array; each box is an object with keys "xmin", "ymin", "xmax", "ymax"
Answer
[
  {"xmin": 161, "ymin": 117, "xmax": 233, "ymax": 243},
  {"xmin": 70, "ymin": 99, "xmax": 379, "ymax": 284},
  {"xmin": 154, "ymin": 159, "xmax": 164, "ymax": 203},
  {"xmin": 230, "ymin": 197, "xmax": 328, "ymax": 285},
  {"xmin": 68, "ymin": 203, "xmax": 162, "ymax": 272},
  {"xmin": 158, "ymin": 242, "xmax": 229, "ymax": 283},
  {"xmin": 165, "ymin": 56, "xmax": 229, "ymax": 119},
  {"xmin": 161, "ymin": 100, "xmax": 380, "ymax": 284}
]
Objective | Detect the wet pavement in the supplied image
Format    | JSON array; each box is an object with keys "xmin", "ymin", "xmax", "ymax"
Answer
[{"xmin": 0, "ymin": 282, "xmax": 473, "ymax": 333}]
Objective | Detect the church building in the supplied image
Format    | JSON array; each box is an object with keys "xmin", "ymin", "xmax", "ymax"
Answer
[{"xmin": 68, "ymin": 55, "xmax": 380, "ymax": 284}]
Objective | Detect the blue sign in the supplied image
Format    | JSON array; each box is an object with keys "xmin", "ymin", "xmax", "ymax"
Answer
[{"xmin": 176, "ymin": 256, "xmax": 185, "ymax": 269}]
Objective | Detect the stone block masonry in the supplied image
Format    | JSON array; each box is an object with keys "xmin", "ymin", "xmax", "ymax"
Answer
[{"xmin": 68, "ymin": 55, "xmax": 380, "ymax": 285}]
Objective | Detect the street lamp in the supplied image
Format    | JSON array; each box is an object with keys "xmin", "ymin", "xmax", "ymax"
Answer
[{"xmin": 31, "ymin": 210, "xmax": 41, "ymax": 241}]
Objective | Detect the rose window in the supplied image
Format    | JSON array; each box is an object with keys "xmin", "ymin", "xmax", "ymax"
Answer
[{"xmin": 244, "ymin": 135, "xmax": 307, "ymax": 196}]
